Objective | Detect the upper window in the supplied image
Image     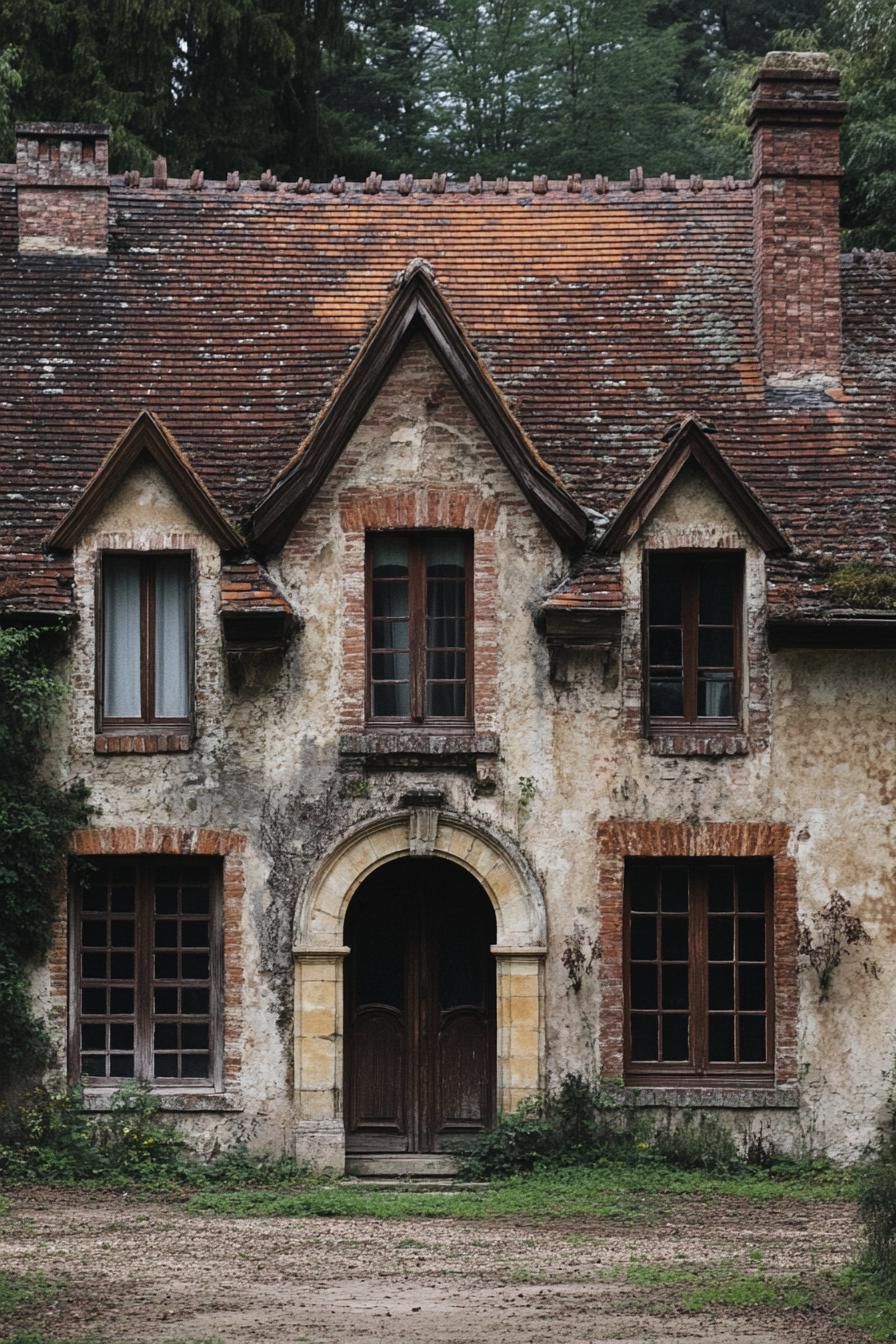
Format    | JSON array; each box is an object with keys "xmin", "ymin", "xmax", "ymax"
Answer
[
  {"xmin": 625, "ymin": 858, "xmax": 773, "ymax": 1085},
  {"xmin": 100, "ymin": 553, "xmax": 192, "ymax": 729},
  {"xmin": 72, "ymin": 857, "xmax": 221, "ymax": 1086},
  {"xmin": 645, "ymin": 552, "xmax": 742, "ymax": 729},
  {"xmin": 367, "ymin": 532, "xmax": 472, "ymax": 724}
]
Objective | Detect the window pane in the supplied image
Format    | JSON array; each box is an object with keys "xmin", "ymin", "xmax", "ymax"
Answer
[
  {"xmin": 372, "ymin": 651, "xmax": 410, "ymax": 682},
  {"xmin": 660, "ymin": 868, "xmax": 689, "ymax": 912},
  {"xmin": 628, "ymin": 870, "xmax": 658, "ymax": 912},
  {"xmin": 662, "ymin": 1015, "xmax": 689, "ymax": 1061},
  {"xmin": 708, "ymin": 867, "xmax": 735, "ymax": 912},
  {"xmin": 372, "ymin": 587, "xmax": 409, "ymax": 621},
  {"xmin": 373, "ymin": 682, "xmax": 411, "ymax": 717},
  {"xmin": 661, "ymin": 917, "xmax": 688, "ymax": 961},
  {"xmin": 648, "ymin": 561, "xmax": 681, "ymax": 623},
  {"xmin": 426, "ymin": 682, "xmax": 466, "ymax": 718},
  {"xmin": 631, "ymin": 1015, "xmax": 658, "ymax": 1061},
  {"xmin": 708, "ymin": 917, "xmax": 734, "ymax": 961},
  {"xmin": 427, "ymin": 580, "xmax": 465, "ymax": 622},
  {"xmin": 739, "ymin": 965, "xmax": 766, "ymax": 1011},
  {"xmin": 630, "ymin": 964, "xmax": 657, "ymax": 1010},
  {"xmin": 698, "ymin": 673, "xmax": 734, "ymax": 718},
  {"xmin": 699, "ymin": 565, "xmax": 736, "ymax": 624},
  {"xmin": 82, "ymin": 988, "xmax": 107, "ymax": 1014},
  {"xmin": 650, "ymin": 628, "xmax": 681, "ymax": 667},
  {"xmin": 709, "ymin": 964, "xmax": 734, "ymax": 1011},
  {"xmin": 709, "ymin": 1015, "xmax": 735, "ymax": 1061},
  {"xmin": 103, "ymin": 557, "xmax": 141, "ymax": 718},
  {"xmin": 738, "ymin": 868, "xmax": 766, "ymax": 913},
  {"xmin": 154, "ymin": 557, "xmax": 191, "ymax": 719},
  {"xmin": 739, "ymin": 919, "xmax": 766, "ymax": 962},
  {"xmin": 649, "ymin": 677, "xmax": 683, "ymax": 717},
  {"xmin": 425, "ymin": 535, "xmax": 466, "ymax": 577},
  {"xmin": 371, "ymin": 536, "xmax": 409, "ymax": 577},
  {"xmin": 426, "ymin": 651, "xmax": 466, "ymax": 681},
  {"xmin": 372, "ymin": 619, "xmax": 409, "ymax": 649},
  {"xmin": 698, "ymin": 629, "xmax": 734, "ymax": 667},
  {"xmin": 427, "ymin": 617, "xmax": 465, "ymax": 648},
  {"xmin": 739, "ymin": 1017, "xmax": 767, "ymax": 1063},
  {"xmin": 630, "ymin": 916, "xmax": 656, "ymax": 960},
  {"xmin": 662, "ymin": 964, "xmax": 689, "ymax": 1010}
]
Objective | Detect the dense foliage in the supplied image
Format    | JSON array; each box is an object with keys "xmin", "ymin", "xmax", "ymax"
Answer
[
  {"xmin": 0, "ymin": 2, "xmax": 892, "ymax": 245},
  {"xmin": 0, "ymin": 628, "xmax": 90, "ymax": 1089}
]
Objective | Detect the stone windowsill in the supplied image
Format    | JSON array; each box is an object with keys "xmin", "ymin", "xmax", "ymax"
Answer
[
  {"xmin": 620, "ymin": 1084, "xmax": 799, "ymax": 1110},
  {"xmin": 82, "ymin": 1088, "xmax": 243, "ymax": 1114},
  {"xmin": 339, "ymin": 731, "xmax": 499, "ymax": 766},
  {"xmin": 647, "ymin": 732, "xmax": 751, "ymax": 758},
  {"xmin": 95, "ymin": 731, "xmax": 193, "ymax": 754}
]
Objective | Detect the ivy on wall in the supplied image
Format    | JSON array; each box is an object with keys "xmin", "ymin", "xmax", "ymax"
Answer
[{"xmin": 0, "ymin": 627, "xmax": 90, "ymax": 1090}]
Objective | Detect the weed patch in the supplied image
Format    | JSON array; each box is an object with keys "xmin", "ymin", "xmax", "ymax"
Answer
[
  {"xmin": 0, "ymin": 1269, "xmax": 55, "ymax": 1315},
  {"xmin": 624, "ymin": 1259, "xmax": 811, "ymax": 1312},
  {"xmin": 835, "ymin": 1266, "xmax": 896, "ymax": 1340}
]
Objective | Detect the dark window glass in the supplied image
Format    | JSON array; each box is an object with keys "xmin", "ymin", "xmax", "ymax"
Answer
[
  {"xmin": 368, "ymin": 532, "xmax": 471, "ymax": 723},
  {"xmin": 73, "ymin": 858, "xmax": 219, "ymax": 1085},
  {"xmin": 625, "ymin": 860, "xmax": 773, "ymax": 1081},
  {"xmin": 646, "ymin": 554, "xmax": 742, "ymax": 728},
  {"xmin": 101, "ymin": 553, "xmax": 192, "ymax": 727}
]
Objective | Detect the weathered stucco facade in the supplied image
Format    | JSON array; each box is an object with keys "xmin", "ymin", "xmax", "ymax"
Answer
[{"xmin": 3, "ymin": 52, "xmax": 895, "ymax": 1168}]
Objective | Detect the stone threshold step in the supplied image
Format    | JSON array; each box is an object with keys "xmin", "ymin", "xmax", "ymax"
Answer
[{"xmin": 345, "ymin": 1154, "xmax": 460, "ymax": 1178}]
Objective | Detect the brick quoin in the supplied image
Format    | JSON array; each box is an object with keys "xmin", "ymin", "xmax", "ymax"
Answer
[
  {"xmin": 50, "ymin": 826, "xmax": 246, "ymax": 1088},
  {"xmin": 596, "ymin": 820, "xmax": 797, "ymax": 1087}
]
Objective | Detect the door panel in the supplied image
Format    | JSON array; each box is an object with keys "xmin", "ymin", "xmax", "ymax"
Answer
[{"xmin": 344, "ymin": 858, "xmax": 495, "ymax": 1154}]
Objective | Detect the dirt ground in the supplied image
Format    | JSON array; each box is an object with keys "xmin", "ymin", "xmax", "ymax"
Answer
[{"xmin": 0, "ymin": 1187, "xmax": 868, "ymax": 1344}]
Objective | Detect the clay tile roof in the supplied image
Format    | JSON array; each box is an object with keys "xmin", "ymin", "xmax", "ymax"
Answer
[
  {"xmin": 0, "ymin": 173, "xmax": 894, "ymax": 619},
  {"xmin": 219, "ymin": 559, "xmax": 293, "ymax": 616}
]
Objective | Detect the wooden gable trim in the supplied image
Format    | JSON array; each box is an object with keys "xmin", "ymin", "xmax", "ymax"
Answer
[
  {"xmin": 251, "ymin": 259, "xmax": 589, "ymax": 552},
  {"xmin": 598, "ymin": 417, "xmax": 791, "ymax": 556},
  {"xmin": 46, "ymin": 410, "xmax": 244, "ymax": 552}
]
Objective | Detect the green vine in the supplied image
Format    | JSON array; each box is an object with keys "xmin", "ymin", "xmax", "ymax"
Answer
[{"xmin": 0, "ymin": 627, "xmax": 91, "ymax": 1090}]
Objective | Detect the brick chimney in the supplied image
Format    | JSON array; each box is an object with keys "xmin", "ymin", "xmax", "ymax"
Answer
[
  {"xmin": 749, "ymin": 52, "xmax": 845, "ymax": 387},
  {"xmin": 15, "ymin": 122, "xmax": 110, "ymax": 256}
]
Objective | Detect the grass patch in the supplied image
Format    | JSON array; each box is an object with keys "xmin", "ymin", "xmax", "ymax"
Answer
[
  {"xmin": 624, "ymin": 1259, "xmax": 812, "ymax": 1312},
  {"xmin": 186, "ymin": 1159, "xmax": 857, "ymax": 1221},
  {"xmin": 835, "ymin": 1267, "xmax": 896, "ymax": 1340},
  {"xmin": 0, "ymin": 1270, "xmax": 55, "ymax": 1315}
]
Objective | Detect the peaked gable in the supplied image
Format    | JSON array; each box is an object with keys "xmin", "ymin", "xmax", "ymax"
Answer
[
  {"xmin": 252, "ymin": 260, "xmax": 589, "ymax": 552},
  {"xmin": 598, "ymin": 417, "xmax": 791, "ymax": 555},
  {"xmin": 46, "ymin": 411, "xmax": 244, "ymax": 552}
]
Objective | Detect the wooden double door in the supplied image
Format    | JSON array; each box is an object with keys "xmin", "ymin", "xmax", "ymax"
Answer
[{"xmin": 344, "ymin": 858, "xmax": 496, "ymax": 1154}]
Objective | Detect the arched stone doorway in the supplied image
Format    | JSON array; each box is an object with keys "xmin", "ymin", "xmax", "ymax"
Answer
[
  {"xmin": 293, "ymin": 811, "xmax": 546, "ymax": 1171},
  {"xmin": 344, "ymin": 857, "xmax": 496, "ymax": 1158}
]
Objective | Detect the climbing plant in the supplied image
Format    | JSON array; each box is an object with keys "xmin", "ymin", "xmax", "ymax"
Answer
[{"xmin": 0, "ymin": 626, "xmax": 90, "ymax": 1089}]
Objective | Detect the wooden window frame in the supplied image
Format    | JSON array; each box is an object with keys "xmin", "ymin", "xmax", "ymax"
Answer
[
  {"xmin": 96, "ymin": 550, "xmax": 195, "ymax": 734},
  {"xmin": 623, "ymin": 858, "xmax": 775, "ymax": 1087},
  {"xmin": 69, "ymin": 857, "xmax": 223, "ymax": 1090},
  {"xmin": 365, "ymin": 530, "xmax": 474, "ymax": 729},
  {"xmin": 643, "ymin": 550, "xmax": 744, "ymax": 734}
]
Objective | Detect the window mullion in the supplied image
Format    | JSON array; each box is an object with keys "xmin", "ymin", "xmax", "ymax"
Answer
[{"xmin": 691, "ymin": 866, "xmax": 707, "ymax": 1074}]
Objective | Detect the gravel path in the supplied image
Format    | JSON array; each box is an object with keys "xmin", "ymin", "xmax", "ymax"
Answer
[{"xmin": 0, "ymin": 1188, "xmax": 866, "ymax": 1343}]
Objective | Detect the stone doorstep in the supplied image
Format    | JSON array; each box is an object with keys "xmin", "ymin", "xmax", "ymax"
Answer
[{"xmin": 345, "ymin": 1153, "xmax": 460, "ymax": 1178}]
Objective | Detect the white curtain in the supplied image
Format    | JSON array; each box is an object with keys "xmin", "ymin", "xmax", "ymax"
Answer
[
  {"xmin": 103, "ymin": 558, "xmax": 141, "ymax": 718},
  {"xmin": 154, "ymin": 559, "xmax": 190, "ymax": 718}
]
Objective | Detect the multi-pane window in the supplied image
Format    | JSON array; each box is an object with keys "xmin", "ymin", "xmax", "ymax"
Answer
[
  {"xmin": 101, "ymin": 553, "xmax": 192, "ymax": 728},
  {"xmin": 72, "ymin": 858, "xmax": 220, "ymax": 1085},
  {"xmin": 625, "ymin": 859, "xmax": 773, "ymax": 1083},
  {"xmin": 368, "ymin": 532, "xmax": 471, "ymax": 723},
  {"xmin": 646, "ymin": 553, "xmax": 742, "ymax": 727}
]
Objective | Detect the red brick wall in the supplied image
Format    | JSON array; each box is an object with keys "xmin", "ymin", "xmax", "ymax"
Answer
[
  {"xmin": 750, "ymin": 60, "xmax": 844, "ymax": 381},
  {"xmin": 51, "ymin": 826, "xmax": 246, "ymax": 1089},
  {"xmin": 597, "ymin": 820, "xmax": 797, "ymax": 1086},
  {"xmin": 17, "ymin": 187, "xmax": 108, "ymax": 255}
]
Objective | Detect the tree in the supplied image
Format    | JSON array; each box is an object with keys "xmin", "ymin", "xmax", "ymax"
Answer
[{"xmin": 0, "ymin": 628, "xmax": 90, "ymax": 1090}]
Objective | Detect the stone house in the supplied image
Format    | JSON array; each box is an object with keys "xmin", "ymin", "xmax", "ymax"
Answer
[{"xmin": 0, "ymin": 51, "xmax": 893, "ymax": 1172}]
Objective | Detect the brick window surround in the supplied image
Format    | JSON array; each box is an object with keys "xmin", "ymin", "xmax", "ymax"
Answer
[
  {"xmin": 337, "ymin": 487, "xmax": 498, "ymax": 734},
  {"xmin": 49, "ymin": 827, "xmax": 245, "ymax": 1100},
  {"xmin": 597, "ymin": 821, "xmax": 797, "ymax": 1088}
]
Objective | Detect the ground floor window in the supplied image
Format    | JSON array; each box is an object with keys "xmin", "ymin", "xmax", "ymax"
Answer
[
  {"xmin": 71, "ymin": 857, "xmax": 221, "ymax": 1086},
  {"xmin": 624, "ymin": 858, "xmax": 773, "ymax": 1085}
]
